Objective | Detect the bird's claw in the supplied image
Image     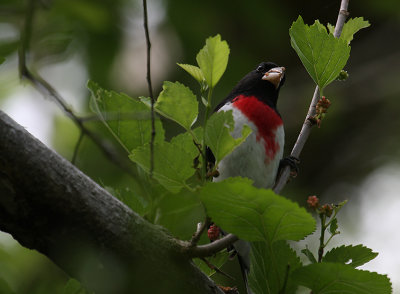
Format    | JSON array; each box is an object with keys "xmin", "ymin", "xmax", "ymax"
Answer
[{"xmin": 279, "ymin": 156, "xmax": 300, "ymax": 178}]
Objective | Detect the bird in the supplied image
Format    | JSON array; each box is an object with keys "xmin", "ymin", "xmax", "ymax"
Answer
[{"xmin": 208, "ymin": 61, "xmax": 286, "ymax": 294}]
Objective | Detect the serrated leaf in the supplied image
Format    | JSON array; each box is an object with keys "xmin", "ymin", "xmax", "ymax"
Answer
[
  {"xmin": 177, "ymin": 63, "xmax": 205, "ymax": 83},
  {"xmin": 155, "ymin": 81, "xmax": 198, "ymax": 130},
  {"xmin": 289, "ymin": 16, "xmax": 350, "ymax": 90},
  {"xmin": 340, "ymin": 17, "xmax": 370, "ymax": 44},
  {"xmin": 129, "ymin": 141, "xmax": 195, "ymax": 193},
  {"xmin": 323, "ymin": 244, "xmax": 378, "ymax": 268},
  {"xmin": 170, "ymin": 127, "xmax": 203, "ymax": 159},
  {"xmin": 199, "ymin": 178, "xmax": 316, "ymax": 242},
  {"xmin": 206, "ymin": 110, "xmax": 252, "ymax": 164},
  {"xmin": 327, "ymin": 23, "xmax": 335, "ymax": 34},
  {"xmin": 329, "ymin": 218, "xmax": 338, "ymax": 234},
  {"xmin": 196, "ymin": 34, "xmax": 230, "ymax": 88},
  {"xmin": 88, "ymin": 81, "xmax": 164, "ymax": 153},
  {"xmin": 249, "ymin": 240, "xmax": 301, "ymax": 294},
  {"xmin": 301, "ymin": 247, "xmax": 317, "ymax": 264},
  {"xmin": 292, "ymin": 263, "xmax": 391, "ymax": 294},
  {"xmin": 155, "ymin": 189, "xmax": 205, "ymax": 240},
  {"xmin": 193, "ymin": 249, "xmax": 230, "ymax": 277}
]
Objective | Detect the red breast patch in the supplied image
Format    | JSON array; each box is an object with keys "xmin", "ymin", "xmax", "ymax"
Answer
[{"xmin": 232, "ymin": 95, "xmax": 283, "ymax": 160}]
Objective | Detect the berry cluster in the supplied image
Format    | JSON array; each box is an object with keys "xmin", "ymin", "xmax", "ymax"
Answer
[
  {"xmin": 207, "ymin": 224, "xmax": 220, "ymax": 241},
  {"xmin": 307, "ymin": 195, "xmax": 333, "ymax": 217},
  {"xmin": 310, "ymin": 96, "xmax": 331, "ymax": 127}
]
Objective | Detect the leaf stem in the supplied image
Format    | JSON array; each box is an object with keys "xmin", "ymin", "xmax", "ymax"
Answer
[
  {"xmin": 201, "ymin": 87, "xmax": 214, "ymax": 182},
  {"xmin": 318, "ymin": 213, "xmax": 326, "ymax": 262}
]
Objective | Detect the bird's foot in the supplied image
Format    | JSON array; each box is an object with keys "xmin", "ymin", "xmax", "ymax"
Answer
[{"xmin": 279, "ymin": 156, "xmax": 300, "ymax": 178}]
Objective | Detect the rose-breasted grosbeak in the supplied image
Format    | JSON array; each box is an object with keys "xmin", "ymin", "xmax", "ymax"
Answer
[{"xmin": 209, "ymin": 62, "xmax": 286, "ymax": 294}]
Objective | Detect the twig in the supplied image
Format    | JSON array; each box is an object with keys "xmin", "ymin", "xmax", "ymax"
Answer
[
  {"xmin": 185, "ymin": 234, "xmax": 239, "ymax": 258},
  {"xmin": 273, "ymin": 0, "xmax": 350, "ymax": 194},
  {"xmin": 190, "ymin": 217, "xmax": 211, "ymax": 246},
  {"xmin": 71, "ymin": 131, "xmax": 84, "ymax": 164},
  {"xmin": 318, "ymin": 214, "xmax": 326, "ymax": 262},
  {"xmin": 18, "ymin": 0, "xmax": 135, "ymax": 176},
  {"xmin": 200, "ymin": 257, "xmax": 235, "ymax": 280},
  {"xmin": 142, "ymin": 0, "xmax": 155, "ymax": 177}
]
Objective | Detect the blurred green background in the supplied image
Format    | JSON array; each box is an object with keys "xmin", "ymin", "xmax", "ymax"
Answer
[{"xmin": 1, "ymin": 0, "xmax": 400, "ymax": 293}]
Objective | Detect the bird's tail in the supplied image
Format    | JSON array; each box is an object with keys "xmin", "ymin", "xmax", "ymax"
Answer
[
  {"xmin": 234, "ymin": 240, "xmax": 254, "ymax": 294},
  {"xmin": 237, "ymin": 254, "xmax": 254, "ymax": 294}
]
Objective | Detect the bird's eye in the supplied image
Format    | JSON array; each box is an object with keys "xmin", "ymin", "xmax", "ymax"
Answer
[{"xmin": 256, "ymin": 65, "xmax": 264, "ymax": 72}]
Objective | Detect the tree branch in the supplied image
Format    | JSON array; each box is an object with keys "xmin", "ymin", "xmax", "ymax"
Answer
[
  {"xmin": 185, "ymin": 234, "xmax": 239, "ymax": 258},
  {"xmin": 0, "ymin": 110, "xmax": 224, "ymax": 294},
  {"xmin": 142, "ymin": 0, "xmax": 156, "ymax": 176},
  {"xmin": 274, "ymin": 0, "xmax": 350, "ymax": 194},
  {"xmin": 18, "ymin": 0, "xmax": 134, "ymax": 176}
]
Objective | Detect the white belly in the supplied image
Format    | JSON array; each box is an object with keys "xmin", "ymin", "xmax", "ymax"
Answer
[{"xmin": 214, "ymin": 104, "xmax": 284, "ymax": 189}]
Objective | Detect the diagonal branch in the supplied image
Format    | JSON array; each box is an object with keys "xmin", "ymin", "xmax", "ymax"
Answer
[
  {"xmin": 273, "ymin": 0, "xmax": 350, "ymax": 194},
  {"xmin": 0, "ymin": 110, "xmax": 224, "ymax": 294},
  {"xmin": 18, "ymin": 0, "xmax": 134, "ymax": 175}
]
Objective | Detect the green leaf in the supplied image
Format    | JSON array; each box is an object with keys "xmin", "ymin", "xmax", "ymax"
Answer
[
  {"xmin": 193, "ymin": 249, "xmax": 230, "ymax": 277},
  {"xmin": 198, "ymin": 178, "xmax": 316, "ymax": 242},
  {"xmin": 0, "ymin": 277, "xmax": 15, "ymax": 294},
  {"xmin": 292, "ymin": 263, "xmax": 392, "ymax": 294},
  {"xmin": 88, "ymin": 80, "xmax": 165, "ymax": 153},
  {"xmin": 0, "ymin": 40, "xmax": 19, "ymax": 58},
  {"xmin": 301, "ymin": 247, "xmax": 317, "ymax": 264},
  {"xmin": 329, "ymin": 218, "xmax": 338, "ymax": 234},
  {"xmin": 155, "ymin": 189, "xmax": 205, "ymax": 240},
  {"xmin": 206, "ymin": 110, "xmax": 252, "ymax": 164},
  {"xmin": 323, "ymin": 244, "xmax": 378, "ymax": 268},
  {"xmin": 63, "ymin": 278, "xmax": 90, "ymax": 294},
  {"xmin": 340, "ymin": 17, "xmax": 370, "ymax": 44},
  {"xmin": 155, "ymin": 81, "xmax": 198, "ymax": 130},
  {"xmin": 249, "ymin": 241, "xmax": 301, "ymax": 294},
  {"xmin": 327, "ymin": 23, "xmax": 335, "ymax": 34},
  {"xmin": 289, "ymin": 16, "xmax": 350, "ymax": 90},
  {"xmin": 129, "ymin": 141, "xmax": 195, "ymax": 193},
  {"xmin": 170, "ymin": 127, "xmax": 203, "ymax": 159},
  {"xmin": 196, "ymin": 34, "xmax": 230, "ymax": 88},
  {"xmin": 177, "ymin": 63, "xmax": 205, "ymax": 84}
]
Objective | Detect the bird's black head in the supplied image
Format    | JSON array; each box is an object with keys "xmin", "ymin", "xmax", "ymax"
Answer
[{"xmin": 225, "ymin": 61, "xmax": 286, "ymax": 108}]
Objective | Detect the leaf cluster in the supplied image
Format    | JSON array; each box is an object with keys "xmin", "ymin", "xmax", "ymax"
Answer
[{"xmin": 86, "ymin": 17, "xmax": 391, "ymax": 294}]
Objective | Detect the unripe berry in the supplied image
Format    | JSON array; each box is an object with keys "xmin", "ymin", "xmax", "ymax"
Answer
[
  {"xmin": 208, "ymin": 224, "xmax": 220, "ymax": 241},
  {"xmin": 307, "ymin": 195, "xmax": 320, "ymax": 209}
]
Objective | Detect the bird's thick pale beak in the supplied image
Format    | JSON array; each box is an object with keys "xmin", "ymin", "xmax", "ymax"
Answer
[{"xmin": 262, "ymin": 67, "xmax": 286, "ymax": 88}]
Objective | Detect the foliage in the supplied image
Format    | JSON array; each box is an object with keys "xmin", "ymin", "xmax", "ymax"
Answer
[
  {"xmin": 289, "ymin": 16, "xmax": 369, "ymax": 93},
  {"xmin": 199, "ymin": 178, "xmax": 315, "ymax": 242},
  {"xmin": 292, "ymin": 263, "xmax": 391, "ymax": 294},
  {"xmin": 0, "ymin": 1, "xmax": 391, "ymax": 292},
  {"xmin": 87, "ymin": 17, "xmax": 391, "ymax": 293}
]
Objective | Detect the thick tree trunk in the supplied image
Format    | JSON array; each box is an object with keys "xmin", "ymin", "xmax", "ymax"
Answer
[{"xmin": 0, "ymin": 111, "xmax": 222, "ymax": 294}]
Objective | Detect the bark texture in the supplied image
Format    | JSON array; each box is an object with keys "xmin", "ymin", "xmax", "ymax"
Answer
[{"xmin": 0, "ymin": 110, "xmax": 223, "ymax": 294}]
